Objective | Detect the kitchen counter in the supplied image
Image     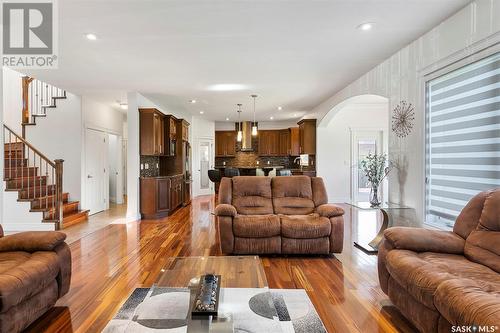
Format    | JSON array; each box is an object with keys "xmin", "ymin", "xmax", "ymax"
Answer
[
  {"xmin": 140, "ymin": 174, "xmax": 183, "ymax": 179},
  {"xmin": 215, "ymin": 166, "xmax": 284, "ymax": 169}
]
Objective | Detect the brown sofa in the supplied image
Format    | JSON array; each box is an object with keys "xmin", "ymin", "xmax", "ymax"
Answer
[
  {"xmin": 0, "ymin": 225, "xmax": 71, "ymax": 332},
  {"xmin": 215, "ymin": 176, "xmax": 344, "ymax": 254},
  {"xmin": 378, "ymin": 189, "xmax": 500, "ymax": 333}
]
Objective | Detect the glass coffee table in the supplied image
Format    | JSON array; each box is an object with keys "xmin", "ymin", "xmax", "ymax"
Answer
[
  {"xmin": 124, "ymin": 256, "xmax": 283, "ymax": 333},
  {"xmin": 348, "ymin": 202, "xmax": 420, "ymax": 254}
]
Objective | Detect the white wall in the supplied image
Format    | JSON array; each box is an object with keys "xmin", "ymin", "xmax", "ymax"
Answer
[
  {"xmin": 311, "ymin": 0, "xmax": 500, "ymax": 222},
  {"xmin": 26, "ymin": 92, "xmax": 83, "ymax": 202},
  {"xmin": 2, "ymin": 68, "xmax": 22, "ymax": 134},
  {"xmin": 192, "ymin": 116, "xmax": 215, "ymax": 197},
  {"xmin": 108, "ymin": 134, "xmax": 118, "ymax": 203},
  {"xmin": 82, "ymin": 97, "xmax": 124, "ymax": 135},
  {"xmin": 317, "ymin": 101, "xmax": 388, "ymax": 202}
]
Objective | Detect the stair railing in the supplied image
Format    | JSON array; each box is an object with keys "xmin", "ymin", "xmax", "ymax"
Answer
[
  {"xmin": 3, "ymin": 124, "xmax": 64, "ymax": 229},
  {"xmin": 21, "ymin": 76, "xmax": 66, "ymax": 138}
]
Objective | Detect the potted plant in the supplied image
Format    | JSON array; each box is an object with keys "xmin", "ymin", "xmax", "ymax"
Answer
[{"xmin": 359, "ymin": 153, "xmax": 392, "ymax": 207}]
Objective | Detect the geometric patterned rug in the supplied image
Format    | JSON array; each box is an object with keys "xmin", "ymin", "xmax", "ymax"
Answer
[{"xmin": 103, "ymin": 287, "xmax": 326, "ymax": 333}]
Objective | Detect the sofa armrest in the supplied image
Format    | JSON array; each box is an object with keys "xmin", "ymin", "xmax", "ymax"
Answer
[
  {"xmin": 384, "ymin": 227, "xmax": 465, "ymax": 254},
  {"xmin": 214, "ymin": 204, "xmax": 237, "ymax": 217},
  {"xmin": 316, "ymin": 204, "xmax": 345, "ymax": 218},
  {"xmin": 0, "ymin": 231, "xmax": 67, "ymax": 253}
]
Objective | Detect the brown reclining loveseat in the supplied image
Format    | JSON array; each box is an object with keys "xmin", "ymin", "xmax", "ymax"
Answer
[
  {"xmin": 378, "ymin": 189, "xmax": 500, "ymax": 332},
  {"xmin": 0, "ymin": 225, "xmax": 71, "ymax": 332},
  {"xmin": 215, "ymin": 176, "xmax": 344, "ymax": 254}
]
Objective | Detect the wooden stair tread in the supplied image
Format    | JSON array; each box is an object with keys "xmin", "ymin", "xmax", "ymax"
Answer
[
  {"xmin": 43, "ymin": 210, "xmax": 89, "ymax": 228},
  {"xmin": 31, "ymin": 200, "xmax": 79, "ymax": 213}
]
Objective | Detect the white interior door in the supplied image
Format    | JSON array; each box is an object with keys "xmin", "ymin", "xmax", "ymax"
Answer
[
  {"xmin": 351, "ymin": 129, "xmax": 383, "ymax": 203},
  {"xmin": 85, "ymin": 128, "xmax": 107, "ymax": 215},
  {"xmin": 196, "ymin": 139, "xmax": 214, "ymax": 196}
]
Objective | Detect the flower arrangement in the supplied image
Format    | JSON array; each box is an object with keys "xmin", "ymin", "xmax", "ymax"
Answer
[{"xmin": 359, "ymin": 153, "xmax": 392, "ymax": 206}]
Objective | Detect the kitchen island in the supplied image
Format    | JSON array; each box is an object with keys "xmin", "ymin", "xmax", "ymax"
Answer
[{"xmin": 215, "ymin": 165, "xmax": 284, "ymax": 176}]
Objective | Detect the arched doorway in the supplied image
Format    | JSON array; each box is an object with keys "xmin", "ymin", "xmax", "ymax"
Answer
[{"xmin": 317, "ymin": 94, "xmax": 389, "ymax": 203}]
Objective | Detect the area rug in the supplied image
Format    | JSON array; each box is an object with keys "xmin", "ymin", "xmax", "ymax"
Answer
[{"xmin": 103, "ymin": 287, "xmax": 326, "ymax": 333}]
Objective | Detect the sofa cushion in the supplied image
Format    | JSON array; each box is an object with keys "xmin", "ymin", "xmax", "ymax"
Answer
[
  {"xmin": 281, "ymin": 215, "xmax": 331, "ymax": 238},
  {"xmin": 233, "ymin": 215, "xmax": 280, "ymax": 238},
  {"xmin": 434, "ymin": 278, "xmax": 500, "ymax": 327},
  {"xmin": 464, "ymin": 190, "xmax": 500, "ymax": 273},
  {"xmin": 282, "ymin": 237, "xmax": 330, "ymax": 254},
  {"xmin": 232, "ymin": 176, "xmax": 273, "ymax": 215},
  {"xmin": 234, "ymin": 236, "xmax": 281, "ymax": 254},
  {"xmin": 385, "ymin": 250, "xmax": 499, "ymax": 310},
  {"xmin": 272, "ymin": 176, "xmax": 315, "ymax": 215},
  {"xmin": 0, "ymin": 251, "xmax": 60, "ymax": 312}
]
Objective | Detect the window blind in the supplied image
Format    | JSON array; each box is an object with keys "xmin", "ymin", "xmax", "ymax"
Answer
[{"xmin": 426, "ymin": 52, "xmax": 500, "ymax": 228}]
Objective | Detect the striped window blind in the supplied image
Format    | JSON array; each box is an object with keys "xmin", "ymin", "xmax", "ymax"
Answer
[{"xmin": 426, "ymin": 52, "xmax": 500, "ymax": 228}]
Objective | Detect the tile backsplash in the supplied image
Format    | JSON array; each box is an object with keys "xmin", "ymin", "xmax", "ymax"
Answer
[{"xmin": 140, "ymin": 156, "xmax": 160, "ymax": 177}]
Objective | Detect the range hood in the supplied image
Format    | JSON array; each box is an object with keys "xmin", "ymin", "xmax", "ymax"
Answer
[{"xmin": 236, "ymin": 121, "xmax": 254, "ymax": 151}]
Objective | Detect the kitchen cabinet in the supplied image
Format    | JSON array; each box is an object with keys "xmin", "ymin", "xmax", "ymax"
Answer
[
  {"xmin": 278, "ymin": 130, "xmax": 290, "ymax": 156},
  {"xmin": 298, "ymin": 119, "xmax": 316, "ymax": 155},
  {"xmin": 170, "ymin": 175, "xmax": 183, "ymax": 210},
  {"xmin": 289, "ymin": 127, "xmax": 300, "ymax": 156},
  {"xmin": 258, "ymin": 130, "xmax": 280, "ymax": 156},
  {"xmin": 181, "ymin": 120, "xmax": 189, "ymax": 141},
  {"xmin": 140, "ymin": 175, "xmax": 184, "ymax": 218},
  {"xmin": 140, "ymin": 108, "xmax": 164, "ymax": 156},
  {"xmin": 165, "ymin": 116, "xmax": 177, "ymax": 156},
  {"xmin": 215, "ymin": 131, "xmax": 237, "ymax": 157}
]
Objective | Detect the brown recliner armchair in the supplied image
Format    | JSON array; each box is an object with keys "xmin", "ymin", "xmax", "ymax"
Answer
[
  {"xmin": 378, "ymin": 189, "xmax": 500, "ymax": 333},
  {"xmin": 215, "ymin": 176, "xmax": 344, "ymax": 255},
  {"xmin": 0, "ymin": 225, "xmax": 71, "ymax": 332}
]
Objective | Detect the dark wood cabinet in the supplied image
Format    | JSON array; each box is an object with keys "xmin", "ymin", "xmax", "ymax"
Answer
[
  {"xmin": 165, "ymin": 116, "xmax": 177, "ymax": 156},
  {"xmin": 140, "ymin": 175, "xmax": 184, "ymax": 218},
  {"xmin": 140, "ymin": 108, "xmax": 164, "ymax": 156},
  {"xmin": 215, "ymin": 131, "xmax": 236, "ymax": 157},
  {"xmin": 298, "ymin": 119, "xmax": 316, "ymax": 155},
  {"xmin": 289, "ymin": 127, "xmax": 300, "ymax": 156},
  {"xmin": 258, "ymin": 130, "xmax": 279, "ymax": 156},
  {"xmin": 181, "ymin": 121, "xmax": 189, "ymax": 142},
  {"xmin": 170, "ymin": 175, "xmax": 183, "ymax": 210},
  {"xmin": 278, "ymin": 129, "xmax": 290, "ymax": 156}
]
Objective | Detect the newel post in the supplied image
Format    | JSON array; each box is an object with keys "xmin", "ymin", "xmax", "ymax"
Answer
[
  {"xmin": 54, "ymin": 159, "xmax": 64, "ymax": 230},
  {"xmin": 21, "ymin": 76, "xmax": 34, "ymax": 138}
]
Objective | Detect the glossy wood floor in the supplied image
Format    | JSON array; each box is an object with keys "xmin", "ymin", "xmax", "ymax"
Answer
[{"xmin": 26, "ymin": 195, "xmax": 417, "ymax": 333}]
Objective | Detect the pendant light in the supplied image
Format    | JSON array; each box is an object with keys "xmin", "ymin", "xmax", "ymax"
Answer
[
  {"xmin": 251, "ymin": 94, "xmax": 258, "ymax": 136},
  {"xmin": 236, "ymin": 104, "xmax": 243, "ymax": 142}
]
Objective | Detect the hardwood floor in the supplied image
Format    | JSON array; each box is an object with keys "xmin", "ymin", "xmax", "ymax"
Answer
[{"xmin": 25, "ymin": 195, "xmax": 417, "ymax": 333}]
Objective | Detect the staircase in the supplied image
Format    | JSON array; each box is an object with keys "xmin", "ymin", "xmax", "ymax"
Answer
[{"xmin": 2, "ymin": 76, "xmax": 89, "ymax": 230}]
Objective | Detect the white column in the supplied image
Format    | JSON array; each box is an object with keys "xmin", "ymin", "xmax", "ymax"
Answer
[
  {"xmin": 0, "ymin": 67, "xmax": 4, "ymax": 227},
  {"xmin": 126, "ymin": 92, "xmax": 140, "ymax": 221}
]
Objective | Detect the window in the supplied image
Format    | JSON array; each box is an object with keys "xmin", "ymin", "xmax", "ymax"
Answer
[{"xmin": 425, "ymin": 52, "xmax": 500, "ymax": 229}]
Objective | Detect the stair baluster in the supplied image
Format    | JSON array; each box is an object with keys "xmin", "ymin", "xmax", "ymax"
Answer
[{"xmin": 3, "ymin": 125, "xmax": 64, "ymax": 229}]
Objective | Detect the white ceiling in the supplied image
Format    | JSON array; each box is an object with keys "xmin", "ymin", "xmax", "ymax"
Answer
[{"xmin": 24, "ymin": 0, "xmax": 469, "ymax": 121}]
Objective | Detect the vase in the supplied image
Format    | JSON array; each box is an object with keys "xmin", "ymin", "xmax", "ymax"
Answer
[{"xmin": 369, "ymin": 186, "xmax": 381, "ymax": 207}]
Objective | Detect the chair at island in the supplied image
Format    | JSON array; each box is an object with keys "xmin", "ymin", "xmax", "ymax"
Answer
[{"xmin": 214, "ymin": 175, "xmax": 344, "ymax": 254}]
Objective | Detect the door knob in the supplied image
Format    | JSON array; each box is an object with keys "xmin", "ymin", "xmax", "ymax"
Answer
[{"xmin": 87, "ymin": 175, "xmax": 93, "ymax": 178}]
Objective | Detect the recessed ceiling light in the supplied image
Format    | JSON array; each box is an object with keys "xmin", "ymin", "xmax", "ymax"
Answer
[
  {"xmin": 119, "ymin": 103, "xmax": 128, "ymax": 110},
  {"xmin": 277, "ymin": 106, "xmax": 283, "ymax": 110},
  {"xmin": 85, "ymin": 33, "xmax": 97, "ymax": 40},
  {"xmin": 199, "ymin": 111, "xmax": 204, "ymax": 114},
  {"xmin": 225, "ymin": 117, "xmax": 230, "ymax": 121},
  {"xmin": 293, "ymin": 113, "xmax": 297, "ymax": 117},
  {"xmin": 189, "ymin": 99, "xmax": 196, "ymax": 104},
  {"xmin": 357, "ymin": 22, "xmax": 374, "ymax": 31},
  {"xmin": 207, "ymin": 84, "xmax": 249, "ymax": 91},
  {"xmin": 270, "ymin": 116, "xmax": 274, "ymax": 120}
]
